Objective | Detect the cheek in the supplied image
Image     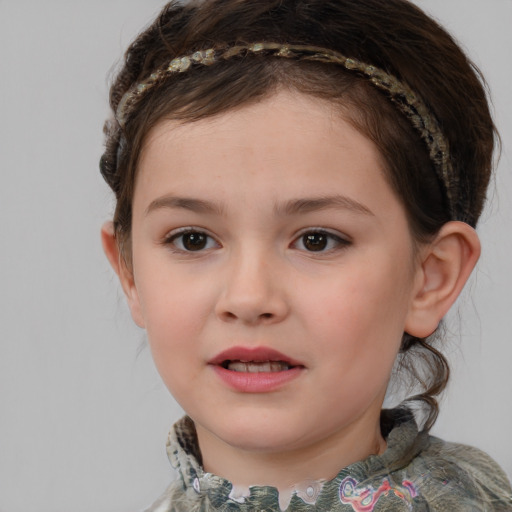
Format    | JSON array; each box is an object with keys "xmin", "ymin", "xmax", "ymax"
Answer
[
  {"xmin": 300, "ymin": 258, "xmax": 411, "ymax": 370},
  {"xmin": 134, "ymin": 267, "xmax": 213, "ymax": 379}
]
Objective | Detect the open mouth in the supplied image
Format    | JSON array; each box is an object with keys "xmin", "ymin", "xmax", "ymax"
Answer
[
  {"xmin": 210, "ymin": 346, "xmax": 303, "ymax": 373},
  {"xmin": 210, "ymin": 347, "xmax": 303, "ymax": 392},
  {"xmin": 221, "ymin": 360, "xmax": 292, "ymax": 372}
]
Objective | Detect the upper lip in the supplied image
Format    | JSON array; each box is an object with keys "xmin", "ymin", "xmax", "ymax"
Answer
[{"xmin": 208, "ymin": 346, "xmax": 304, "ymax": 367}]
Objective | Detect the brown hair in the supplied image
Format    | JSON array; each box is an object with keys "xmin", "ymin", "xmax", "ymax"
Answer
[{"xmin": 100, "ymin": 0, "xmax": 497, "ymax": 431}]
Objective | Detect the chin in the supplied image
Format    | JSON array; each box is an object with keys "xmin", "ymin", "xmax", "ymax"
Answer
[
  {"xmin": 198, "ymin": 411, "xmax": 318, "ymax": 454},
  {"xmin": 222, "ymin": 428, "xmax": 301, "ymax": 454}
]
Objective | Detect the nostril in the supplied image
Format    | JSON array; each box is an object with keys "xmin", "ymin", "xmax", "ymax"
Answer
[{"xmin": 220, "ymin": 310, "xmax": 276, "ymax": 324}]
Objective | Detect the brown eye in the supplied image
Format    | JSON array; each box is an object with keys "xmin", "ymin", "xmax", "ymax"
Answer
[
  {"xmin": 182, "ymin": 232, "xmax": 208, "ymax": 251},
  {"xmin": 167, "ymin": 230, "xmax": 218, "ymax": 252},
  {"xmin": 294, "ymin": 230, "xmax": 350, "ymax": 253},
  {"xmin": 303, "ymin": 232, "xmax": 329, "ymax": 251}
]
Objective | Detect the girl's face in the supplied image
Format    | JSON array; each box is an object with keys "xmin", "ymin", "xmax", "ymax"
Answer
[{"xmin": 127, "ymin": 91, "xmax": 422, "ymax": 463}]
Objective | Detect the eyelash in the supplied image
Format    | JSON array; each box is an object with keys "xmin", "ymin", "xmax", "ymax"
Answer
[
  {"xmin": 163, "ymin": 228, "xmax": 220, "ymax": 253},
  {"xmin": 162, "ymin": 228, "xmax": 351, "ymax": 254},
  {"xmin": 292, "ymin": 229, "xmax": 351, "ymax": 253}
]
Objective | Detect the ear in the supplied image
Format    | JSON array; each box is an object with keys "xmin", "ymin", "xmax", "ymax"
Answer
[
  {"xmin": 101, "ymin": 221, "xmax": 145, "ymax": 328},
  {"xmin": 405, "ymin": 221, "xmax": 481, "ymax": 338}
]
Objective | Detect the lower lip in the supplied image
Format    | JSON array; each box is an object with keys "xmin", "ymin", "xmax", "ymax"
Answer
[{"xmin": 211, "ymin": 365, "xmax": 303, "ymax": 393}]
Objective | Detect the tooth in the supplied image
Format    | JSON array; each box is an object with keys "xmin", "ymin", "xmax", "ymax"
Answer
[
  {"xmin": 247, "ymin": 362, "xmax": 272, "ymax": 373},
  {"xmin": 226, "ymin": 361, "xmax": 291, "ymax": 372},
  {"xmin": 271, "ymin": 361, "xmax": 289, "ymax": 371},
  {"xmin": 228, "ymin": 361, "xmax": 248, "ymax": 372}
]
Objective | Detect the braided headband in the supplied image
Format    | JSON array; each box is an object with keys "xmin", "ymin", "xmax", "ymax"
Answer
[{"xmin": 116, "ymin": 42, "xmax": 455, "ymax": 218}]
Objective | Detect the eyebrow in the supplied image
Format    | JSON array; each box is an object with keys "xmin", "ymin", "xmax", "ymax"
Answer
[
  {"xmin": 145, "ymin": 194, "xmax": 374, "ymax": 217},
  {"xmin": 275, "ymin": 195, "xmax": 374, "ymax": 217},
  {"xmin": 145, "ymin": 195, "xmax": 225, "ymax": 216}
]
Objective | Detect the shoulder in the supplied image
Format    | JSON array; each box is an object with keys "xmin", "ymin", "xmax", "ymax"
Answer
[{"xmin": 407, "ymin": 435, "xmax": 512, "ymax": 511}]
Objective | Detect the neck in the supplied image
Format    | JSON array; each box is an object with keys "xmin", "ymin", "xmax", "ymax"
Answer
[{"xmin": 195, "ymin": 410, "xmax": 386, "ymax": 492}]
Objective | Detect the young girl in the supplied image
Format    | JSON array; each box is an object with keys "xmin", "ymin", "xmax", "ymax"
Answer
[{"xmin": 100, "ymin": 0, "xmax": 512, "ymax": 510}]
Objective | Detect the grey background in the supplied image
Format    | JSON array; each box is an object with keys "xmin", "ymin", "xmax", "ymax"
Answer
[{"xmin": 0, "ymin": 1, "xmax": 510, "ymax": 511}]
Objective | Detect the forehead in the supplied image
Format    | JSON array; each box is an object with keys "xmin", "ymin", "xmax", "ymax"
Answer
[{"xmin": 134, "ymin": 90, "xmax": 402, "ymax": 224}]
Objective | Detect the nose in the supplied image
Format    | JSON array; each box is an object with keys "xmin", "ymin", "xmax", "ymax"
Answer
[{"xmin": 215, "ymin": 248, "xmax": 289, "ymax": 326}]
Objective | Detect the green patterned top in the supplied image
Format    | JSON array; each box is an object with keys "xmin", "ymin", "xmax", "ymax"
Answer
[{"xmin": 144, "ymin": 409, "xmax": 512, "ymax": 511}]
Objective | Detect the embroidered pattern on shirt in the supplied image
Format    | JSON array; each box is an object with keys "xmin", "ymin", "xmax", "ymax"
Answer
[{"xmin": 339, "ymin": 476, "xmax": 418, "ymax": 511}]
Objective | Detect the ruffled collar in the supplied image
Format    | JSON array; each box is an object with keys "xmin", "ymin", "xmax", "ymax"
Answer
[{"xmin": 165, "ymin": 409, "xmax": 426, "ymax": 511}]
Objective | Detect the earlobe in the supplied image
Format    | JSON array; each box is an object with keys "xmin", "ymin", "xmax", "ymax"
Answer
[
  {"xmin": 101, "ymin": 221, "xmax": 146, "ymax": 328},
  {"xmin": 405, "ymin": 222, "xmax": 481, "ymax": 338}
]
